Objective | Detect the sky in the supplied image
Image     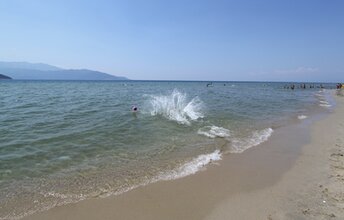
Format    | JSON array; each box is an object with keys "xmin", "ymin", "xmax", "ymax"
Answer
[{"xmin": 0, "ymin": 0, "xmax": 343, "ymax": 81}]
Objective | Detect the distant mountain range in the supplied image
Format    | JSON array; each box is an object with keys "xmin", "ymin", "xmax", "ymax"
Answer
[
  {"xmin": 0, "ymin": 73, "xmax": 12, "ymax": 79},
  {"xmin": 0, "ymin": 61, "xmax": 129, "ymax": 80}
]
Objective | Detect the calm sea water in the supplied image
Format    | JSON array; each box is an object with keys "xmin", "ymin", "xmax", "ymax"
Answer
[{"xmin": 0, "ymin": 80, "xmax": 334, "ymax": 219}]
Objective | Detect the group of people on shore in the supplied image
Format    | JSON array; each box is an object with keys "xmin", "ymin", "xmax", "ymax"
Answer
[
  {"xmin": 283, "ymin": 84, "xmax": 324, "ymax": 90},
  {"xmin": 284, "ymin": 83, "xmax": 344, "ymax": 90}
]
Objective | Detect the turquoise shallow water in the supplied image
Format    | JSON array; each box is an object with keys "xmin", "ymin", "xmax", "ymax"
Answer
[{"xmin": 0, "ymin": 80, "xmax": 335, "ymax": 219}]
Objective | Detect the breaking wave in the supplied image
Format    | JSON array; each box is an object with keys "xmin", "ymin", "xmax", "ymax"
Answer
[
  {"xmin": 230, "ymin": 128, "xmax": 274, "ymax": 153},
  {"xmin": 6, "ymin": 150, "xmax": 222, "ymax": 220},
  {"xmin": 146, "ymin": 89, "xmax": 204, "ymax": 125},
  {"xmin": 198, "ymin": 126, "xmax": 230, "ymax": 138},
  {"xmin": 319, "ymin": 104, "xmax": 332, "ymax": 108},
  {"xmin": 298, "ymin": 115, "xmax": 308, "ymax": 120},
  {"xmin": 318, "ymin": 100, "xmax": 331, "ymax": 108},
  {"xmin": 157, "ymin": 150, "xmax": 222, "ymax": 180}
]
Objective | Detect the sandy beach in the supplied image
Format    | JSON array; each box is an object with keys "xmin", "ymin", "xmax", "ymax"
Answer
[
  {"xmin": 23, "ymin": 92, "xmax": 344, "ymax": 220},
  {"xmin": 2, "ymin": 1, "xmax": 343, "ymax": 219}
]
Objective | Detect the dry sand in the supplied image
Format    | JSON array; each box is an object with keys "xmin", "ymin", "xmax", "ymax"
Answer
[{"xmin": 23, "ymin": 93, "xmax": 344, "ymax": 220}]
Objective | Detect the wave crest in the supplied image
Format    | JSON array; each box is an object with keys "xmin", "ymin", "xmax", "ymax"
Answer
[
  {"xmin": 298, "ymin": 115, "xmax": 308, "ymax": 120},
  {"xmin": 230, "ymin": 128, "xmax": 273, "ymax": 153},
  {"xmin": 198, "ymin": 126, "xmax": 230, "ymax": 138},
  {"xmin": 157, "ymin": 150, "xmax": 222, "ymax": 181},
  {"xmin": 147, "ymin": 89, "xmax": 204, "ymax": 125}
]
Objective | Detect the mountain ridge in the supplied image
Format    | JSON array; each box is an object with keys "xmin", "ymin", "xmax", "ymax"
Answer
[
  {"xmin": 0, "ymin": 73, "xmax": 12, "ymax": 79},
  {"xmin": 0, "ymin": 61, "xmax": 128, "ymax": 80},
  {"xmin": 0, "ymin": 61, "xmax": 62, "ymax": 71}
]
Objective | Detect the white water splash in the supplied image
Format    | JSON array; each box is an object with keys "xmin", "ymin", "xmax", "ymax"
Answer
[{"xmin": 147, "ymin": 89, "xmax": 204, "ymax": 125}]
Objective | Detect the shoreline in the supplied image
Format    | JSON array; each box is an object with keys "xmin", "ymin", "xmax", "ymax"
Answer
[
  {"xmin": 206, "ymin": 94, "xmax": 344, "ymax": 219},
  {"xmin": 22, "ymin": 93, "xmax": 343, "ymax": 220}
]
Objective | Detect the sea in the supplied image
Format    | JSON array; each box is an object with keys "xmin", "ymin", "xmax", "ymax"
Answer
[{"xmin": 0, "ymin": 80, "xmax": 336, "ymax": 219}]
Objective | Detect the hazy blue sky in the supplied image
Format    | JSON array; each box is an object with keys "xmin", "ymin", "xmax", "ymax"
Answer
[{"xmin": 0, "ymin": 0, "xmax": 343, "ymax": 81}]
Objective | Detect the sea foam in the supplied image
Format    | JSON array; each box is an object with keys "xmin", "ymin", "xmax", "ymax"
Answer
[
  {"xmin": 105, "ymin": 150, "xmax": 222, "ymax": 197},
  {"xmin": 30, "ymin": 150, "xmax": 222, "ymax": 219},
  {"xmin": 157, "ymin": 150, "xmax": 222, "ymax": 181},
  {"xmin": 147, "ymin": 89, "xmax": 203, "ymax": 125},
  {"xmin": 198, "ymin": 126, "xmax": 230, "ymax": 138},
  {"xmin": 230, "ymin": 128, "xmax": 273, "ymax": 153},
  {"xmin": 97, "ymin": 150, "xmax": 223, "ymax": 203},
  {"xmin": 319, "ymin": 100, "xmax": 331, "ymax": 107},
  {"xmin": 298, "ymin": 115, "xmax": 308, "ymax": 120},
  {"xmin": 319, "ymin": 104, "xmax": 332, "ymax": 108},
  {"xmin": 319, "ymin": 100, "xmax": 328, "ymax": 104}
]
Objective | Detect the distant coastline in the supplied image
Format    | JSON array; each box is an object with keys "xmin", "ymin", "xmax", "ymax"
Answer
[
  {"xmin": 0, "ymin": 73, "xmax": 12, "ymax": 79},
  {"xmin": 0, "ymin": 61, "xmax": 128, "ymax": 81}
]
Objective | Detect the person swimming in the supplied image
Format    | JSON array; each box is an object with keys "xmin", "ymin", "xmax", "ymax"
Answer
[{"xmin": 131, "ymin": 105, "xmax": 138, "ymax": 112}]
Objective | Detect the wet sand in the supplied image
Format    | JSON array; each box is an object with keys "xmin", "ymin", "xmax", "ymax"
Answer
[{"xmin": 23, "ymin": 94, "xmax": 344, "ymax": 220}]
